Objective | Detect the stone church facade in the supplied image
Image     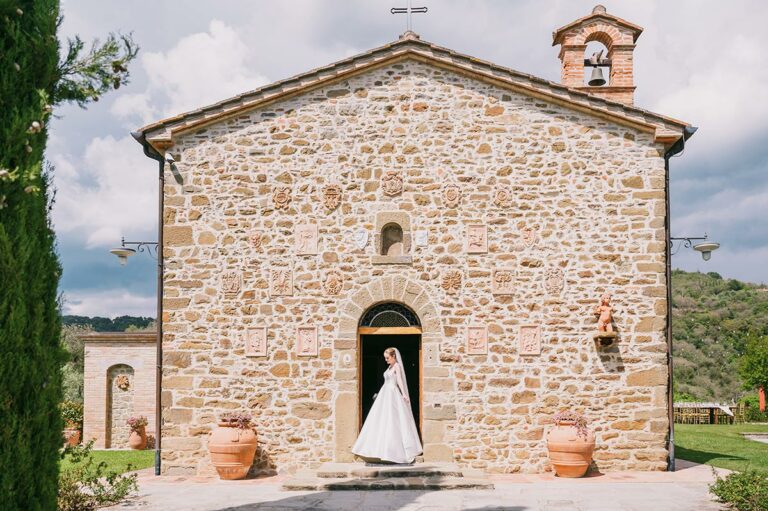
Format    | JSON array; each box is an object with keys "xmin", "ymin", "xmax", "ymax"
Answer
[{"xmin": 134, "ymin": 7, "xmax": 693, "ymax": 476}]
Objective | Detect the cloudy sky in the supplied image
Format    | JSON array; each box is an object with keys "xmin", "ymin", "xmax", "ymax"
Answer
[{"xmin": 50, "ymin": 0, "xmax": 768, "ymax": 317}]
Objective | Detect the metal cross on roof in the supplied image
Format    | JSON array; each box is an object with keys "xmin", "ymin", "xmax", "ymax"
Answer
[{"xmin": 391, "ymin": 0, "xmax": 428, "ymax": 32}]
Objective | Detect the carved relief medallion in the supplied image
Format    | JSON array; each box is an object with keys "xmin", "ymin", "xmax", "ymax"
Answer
[
  {"xmin": 115, "ymin": 375, "xmax": 130, "ymax": 391},
  {"xmin": 414, "ymin": 230, "xmax": 429, "ymax": 247},
  {"xmin": 221, "ymin": 271, "xmax": 241, "ymax": 296},
  {"xmin": 354, "ymin": 229, "xmax": 369, "ymax": 250},
  {"xmin": 544, "ymin": 268, "xmax": 564, "ymax": 295},
  {"xmin": 249, "ymin": 231, "xmax": 263, "ymax": 250},
  {"xmin": 443, "ymin": 184, "xmax": 461, "ymax": 208},
  {"xmin": 381, "ymin": 170, "xmax": 403, "ymax": 196},
  {"xmin": 467, "ymin": 325, "xmax": 488, "ymax": 355},
  {"xmin": 493, "ymin": 188, "xmax": 511, "ymax": 207},
  {"xmin": 441, "ymin": 270, "xmax": 462, "ymax": 295},
  {"xmin": 296, "ymin": 326, "xmax": 318, "ymax": 356},
  {"xmin": 521, "ymin": 228, "xmax": 537, "ymax": 248},
  {"xmin": 466, "ymin": 225, "xmax": 488, "ymax": 254},
  {"xmin": 294, "ymin": 224, "xmax": 318, "ymax": 255},
  {"xmin": 269, "ymin": 268, "xmax": 293, "ymax": 296},
  {"xmin": 245, "ymin": 327, "xmax": 267, "ymax": 357},
  {"xmin": 492, "ymin": 268, "xmax": 514, "ymax": 295},
  {"xmin": 322, "ymin": 184, "xmax": 342, "ymax": 210},
  {"xmin": 272, "ymin": 186, "xmax": 292, "ymax": 210},
  {"xmin": 519, "ymin": 325, "xmax": 541, "ymax": 356},
  {"xmin": 323, "ymin": 270, "xmax": 344, "ymax": 295}
]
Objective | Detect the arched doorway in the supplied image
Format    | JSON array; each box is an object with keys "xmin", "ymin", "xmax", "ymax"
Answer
[
  {"xmin": 358, "ymin": 302, "xmax": 422, "ymax": 437},
  {"xmin": 105, "ymin": 364, "xmax": 135, "ymax": 448}
]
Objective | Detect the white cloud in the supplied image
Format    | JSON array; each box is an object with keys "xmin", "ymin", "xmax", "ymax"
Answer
[
  {"xmin": 62, "ymin": 288, "xmax": 156, "ymax": 318},
  {"xmin": 112, "ymin": 20, "xmax": 270, "ymax": 123},
  {"xmin": 51, "ymin": 135, "xmax": 157, "ymax": 248}
]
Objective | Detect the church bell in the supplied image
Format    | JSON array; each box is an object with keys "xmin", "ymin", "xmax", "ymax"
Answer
[{"xmin": 588, "ymin": 66, "xmax": 606, "ymax": 87}]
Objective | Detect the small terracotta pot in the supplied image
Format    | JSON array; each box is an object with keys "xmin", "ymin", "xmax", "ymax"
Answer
[
  {"xmin": 209, "ymin": 421, "xmax": 258, "ymax": 480},
  {"xmin": 63, "ymin": 427, "xmax": 81, "ymax": 447},
  {"xmin": 128, "ymin": 426, "xmax": 147, "ymax": 450},
  {"xmin": 546, "ymin": 420, "xmax": 595, "ymax": 477}
]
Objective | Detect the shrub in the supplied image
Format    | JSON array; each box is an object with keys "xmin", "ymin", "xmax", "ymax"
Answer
[
  {"xmin": 741, "ymin": 394, "xmax": 768, "ymax": 423},
  {"xmin": 709, "ymin": 470, "xmax": 768, "ymax": 511},
  {"xmin": 60, "ymin": 401, "xmax": 84, "ymax": 429},
  {"xmin": 58, "ymin": 441, "xmax": 137, "ymax": 511}
]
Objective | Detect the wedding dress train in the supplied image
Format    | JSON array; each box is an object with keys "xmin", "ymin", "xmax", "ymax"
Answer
[{"xmin": 351, "ymin": 361, "xmax": 423, "ymax": 464}]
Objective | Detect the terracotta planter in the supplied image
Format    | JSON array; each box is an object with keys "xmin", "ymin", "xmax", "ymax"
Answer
[
  {"xmin": 63, "ymin": 427, "xmax": 81, "ymax": 447},
  {"xmin": 546, "ymin": 420, "xmax": 595, "ymax": 477},
  {"xmin": 209, "ymin": 421, "xmax": 258, "ymax": 480},
  {"xmin": 128, "ymin": 426, "xmax": 147, "ymax": 450}
]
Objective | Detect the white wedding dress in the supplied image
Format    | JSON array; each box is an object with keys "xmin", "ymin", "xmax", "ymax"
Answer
[{"xmin": 351, "ymin": 358, "xmax": 423, "ymax": 464}]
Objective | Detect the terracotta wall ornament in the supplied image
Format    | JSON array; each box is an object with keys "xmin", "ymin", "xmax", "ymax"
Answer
[
  {"xmin": 381, "ymin": 170, "xmax": 403, "ymax": 196},
  {"xmin": 519, "ymin": 325, "xmax": 541, "ymax": 355},
  {"xmin": 593, "ymin": 293, "xmax": 618, "ymax": 346},
  {"xmin": 115, "ymin": 375, "xmax": 130, "ymax": 391},
  {"xmin": 443, "ymin": 184, "xmax": 461, "ymax": 208},
  {"xmin": 544, "ymin": 268, "xmax": 565, "ymax": 295},
  {"xmin": 353, "ymin": 228, "xmax": 369, "ymax": 250},
  {"xmin": 221, "ymin": 271, "xmax": 242, "ymax": 296},
  {"xmin": 245, "ymin": 327, "xmax": 267, "ymax": 357},
  {"xmin": 493, "ymin": 188, "xmax": 511, "ymax": 208},
  {"xmin": 272, "ymin": 186, "xmax": 292, "ymax": 210},
  {"xmin": 441, "ymin": 270, "xmax": 462, "ymax": 295},
  {"xmin": 249, "ymin": 231, "xmax": 263, "ymax": 250},
  {"xmin": 269, "ymin": 268, "xmax": 293, "ymax": 297},
  {"xmin": 295, "ymin": 224, "xmax": 318, "ymax": 255},
  {"xmin": 296, "ymin": 326, "xmax": 318, "ymax": 356},
  {"xmin": 521, "ymin": 228, "xmax": 537, "ymax": 248},
  {"xmin": 323, "ymin": 270, "xmax": 344, "ymax": 295},
  {"xmin": 322, "ymin": 184, "xmax": 342, "ymax": 210},
  {"xmin": 466, "ymin": 325, "xmax": 488, "ymax": 355},
  {"xmin": 466, "ymin": 225, "xmax": 488, "ymax": 254},
  {"xmin": 491, "ymin": 268, "xmax": 514, "ymax": 295}
]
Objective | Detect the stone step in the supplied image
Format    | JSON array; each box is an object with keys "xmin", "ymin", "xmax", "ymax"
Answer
[
  {"xmin": 282, "ymin": 475, "xmax": 494, "ymax": 491},
  {"xmin": 315, "ymin": 462, "xmax": 465, "ymax": 479}
]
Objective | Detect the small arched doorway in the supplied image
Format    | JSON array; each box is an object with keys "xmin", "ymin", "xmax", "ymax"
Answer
[
  {"xmin": 105, "ymin": 364, "xmax": 135, "ymax": 448},
  {"xmin": 358, "ymin": 302, "xmax": 422, "ymax": 437}
]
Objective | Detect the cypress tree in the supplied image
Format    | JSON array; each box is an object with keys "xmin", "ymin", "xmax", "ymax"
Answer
[{"xmin": 0, "ymin": 2, "xmax": 136, "ymax": 508}]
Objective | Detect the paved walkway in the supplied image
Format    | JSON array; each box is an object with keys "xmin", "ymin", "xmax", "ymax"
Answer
[{"xmin": 116, "ymin": 461, "xmax": 727, "ymax": 511}]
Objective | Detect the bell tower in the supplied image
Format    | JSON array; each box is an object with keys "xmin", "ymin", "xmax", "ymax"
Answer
[{"xmin": 553, "ymin": 5, "xmax": 643, "ymax": 105}]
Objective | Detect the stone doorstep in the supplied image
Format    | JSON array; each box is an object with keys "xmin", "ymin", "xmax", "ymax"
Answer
[
  {"xmin": 282, "ymin": 476, "xmax": 494, "ymax": 491},
  {"xmin": 282, "ymin": 462, "xmax": 494, "ymax": 491}
]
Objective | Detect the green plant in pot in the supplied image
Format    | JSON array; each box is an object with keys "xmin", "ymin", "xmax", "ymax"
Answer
[
  {"xmin": 126, "ymin": 415, "xmax": 148, "ymax": 450},
  {"xmin": 60, "ymin": 401, "xmax": 83, "ymax": 447}
]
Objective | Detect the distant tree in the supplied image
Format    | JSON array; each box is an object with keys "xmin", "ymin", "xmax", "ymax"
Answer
[
  {"xmin": 0, "ymin": 2, "xmax": 137, "ymax": 509},
  {"xmin": 739, "ymin": 334, "xmax": 768, "ymax": 392}
]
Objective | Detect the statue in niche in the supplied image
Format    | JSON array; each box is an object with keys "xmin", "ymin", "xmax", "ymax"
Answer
[
  {"xmin": 593, "ymin": 293, "xmax": 617, "ymax": 346},
  {"xmin": 381, "ymin": 223, "xmax": 404, "ymax": 256}
]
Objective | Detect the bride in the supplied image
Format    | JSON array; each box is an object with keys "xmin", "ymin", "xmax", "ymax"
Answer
[{"xmin": 352, "ymin": 347, "xmax": 423, "ymax": 464}]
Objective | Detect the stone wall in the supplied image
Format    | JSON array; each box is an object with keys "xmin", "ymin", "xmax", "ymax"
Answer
[
  {"xmin": 82, "ymin": 333, "xmax": 157, "ymax": 449},
  {"xmin": 160, "ymin": 59, "xmax": 669, "ymax": 475}
]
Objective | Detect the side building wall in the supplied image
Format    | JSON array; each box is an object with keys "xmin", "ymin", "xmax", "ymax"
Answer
[{"xmin": 82, "ymin": 333, "xmax": 157, "ymax": 449}]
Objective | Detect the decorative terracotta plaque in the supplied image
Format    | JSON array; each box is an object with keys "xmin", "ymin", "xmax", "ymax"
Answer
[
  {"xmin": 544, "ymin": 267, "xmax": 564, "ymax": 295},
  {"xmin": 493, "ymin": 187, "xmax": 511, "ymax": 207},
  {"xmin": 381, "ymin": 170, "xmax": 403, "ymax": 196},
  {"xmin": 521, "ymin": 228, "xmax": 537, "ymax": 248},
  {"xmin": 322, "ymin": 184, "xmax": 342, "ymax": 210},
  {"xmin": 221, "ymin": 271, "xmax": 241, "ymax": 296},
  {"xmin": 245, "ymin": 327, "xmax": 267, "ymax": 357},
  {"xmin": 294, "ymin": 224, "xmax": 318, "ymax": 255},
  {"xmin": 467, "ymin": 325, "xmax": 488, "ymax": 355},
  {"xmin": 270, "ymin": 268, "xmax": 293, "ymax": 296},
  {"xmin": 443, "ymin": 184, "xmax": 461, "ymax": 208},
  {"xmin": 414, "ymin": 230, "xmax": 429, "ymax": 247},
  {"xmin": 491, "ymin": 268, "xmax": 514, "ymax": 295},
  {"xmin": 323, "ymin": 270, "xmax": 344, "ymax": 295},
  {"xmin": 466, "ymin": 225, "xmax": 488, "ymax": 254},
  {"xmin": 354, "ymin": 229, "xmax": 369, "ymax": 250},
  {"xmin": 249, "ymin": 231, "xmax": 263, "ymax": 250},
  {"xmin": 115, "ymin": 375, "xmax": 130, "ymax": 391},
  {"xmin": 272, "ymin": 186, "xmax": 292, "ymax": 210},
  {"xmin": 296, "ymin": 326, "xmax": 318, "ymax": 356},
  {"xmin": 519, "ymin": 325, "xmax": 541, "ymax": 356},
  {"xmin": 441, "ymin": 270, "xmax": 462, "ymax": 295}
]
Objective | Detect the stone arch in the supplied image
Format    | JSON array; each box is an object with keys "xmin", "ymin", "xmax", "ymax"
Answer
[
  {"xmin": 105, "ymin": 363, "xmax": 135, "ymax": 449},
  {"xmin": 334, "ymin": 276, "xmax": 441, "ymax": 461}
]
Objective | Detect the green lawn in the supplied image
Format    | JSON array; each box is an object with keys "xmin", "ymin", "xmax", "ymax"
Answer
[
  {"xmin": 61, "ymin": 449, "xmax": 154, "ymax": 475},
  {"xmin": 675, "ymin": 423, "xmax": 768, "ymax": 473}
]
